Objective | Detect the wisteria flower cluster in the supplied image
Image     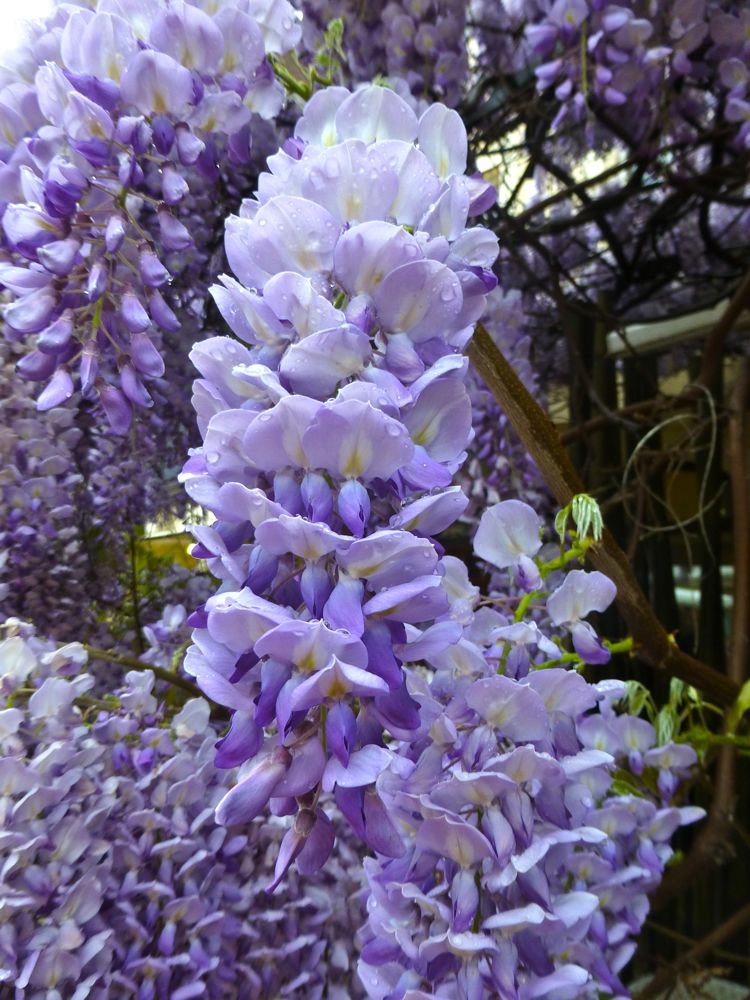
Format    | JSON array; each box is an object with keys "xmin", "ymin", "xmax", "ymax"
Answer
[
  {"xmin": 299, "ymin": 0, "xmax": 469, "ymax": 106},
  {"xmin": 181, "ymin": 78, "xmax": 499, "ymax": 873},
  {"xmin": 0, "ymin": 339, "xmax": 89, "ymax": 638},
  {"xmin": 526, "ymin": 0, "xmax": 750, "ymax": 145},
  {"xmin": 0, "ymin": 330, "xmax": 200, "ymax": 644},
  {"xmin": 0, "ymin": 620, "xmax": 365, "ymax": 998},
  {"xmin": 356, "ymin": 506, "xmax": 702, "ymax": 998},
  {"xmin": 0, "ymin": 1, "xmax": 716, "ymax": 994},
  {"xmin": 177, "ymin": 80, "xmax": 701, "ymax": 997},
  {"xmin": 0, "ymin": 0, "xmax": 301, "ymax": 429},
  {"xmin": 298, "ymin": 0, "xmax": 750, "ymax": 150}
]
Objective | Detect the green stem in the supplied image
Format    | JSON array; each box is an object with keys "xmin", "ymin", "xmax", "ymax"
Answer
[
  {"xmin": 320, "ymin": 704, "xmax": 328, "ymax": 754},
  {"xmin": 512, "ymin": 592, "xmax": 535, "ymax": 623},
  {"xmin": 83, "ymin": 644, "xmax": 205, "ymax": 700},
  {"xmin": 538, "ymin": 541, "xmax": 591, "ymax": 576},
  {"xmin": 534, "ymin": 636, "xmax": 634, "ymax": 671},
  {"xmin": 269, "ymin": 56, "xmax": 312, "ymax": 100}
]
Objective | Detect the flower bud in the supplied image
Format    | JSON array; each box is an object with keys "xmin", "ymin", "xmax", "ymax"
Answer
[
  {"xmin": 37, "ymin": 368, "xmax": 74, "ymax": 411},
  {"xmin": 99, "ymin": 384, "xmax": 132, "ymax": 434},
  {"xmin": 38, "ymin": 312, "xmax": 74, "ymax": 354},
  {"xmin": 37, "ymin": 237, "xmax": 81, "ymax": 276},
  {"xmin": 119, "ymin": 362, "xmax": 153, "ymax": 408},
  {"xmin": 120, "ymin": 289, "xmax": 151, "ymax": 333},
  {"xmin": 79, "ymin": 347, "xmax": 99, "ymax": 395},
  {"xmin": 148, "ymin": 290, "xmax": 180, "ymax": 331},
  {"xmin": 158, "ymin": 209, "xmax": 193, "ymax": 251},
  {"xmin": 3, "ymin": 289, "xmax": 57, "ymax": 334},
  {"xmin": 138, "ymin": 245, "xmax": 170, "ymax": 287},
  {"xmin": 161, "ymin": 165, "xmax": 189, "ymax": 204},
  {"xmin": 175, "ymin": 123, "xmax": 204, "ymax": 165},
  {"xmin": 118, "ymin": 155, "xmax": 144, "ymax": 188},
  {"xmin": 17, "ymin": 349, "xmax": 57, "ymax": 381},
  {"xmin": 151, "ymin": 114, "xmax": 175, "ymax": 155},
  {"xmin": 87, "ymin": 260, "xmax": 107, "ymax": 302},
  {"xmin": 215, "ymin": 747, "xmax": 292, "ymax": 826},
  {"xmin": 337, "ymin": 479, "xmax": 371, "ymax": 537},
  {"xmin": 104, "ymin": 215, "xmax": 126, "ymax": 253},
  {"xmin": 43, "ymin": 156, "xmax": 87, "ymax": 216},
  {"xmin": 129, "ymin": 332, "xmax": 165, "ymax": 378},
  {"xmin": 301, "ymin": 471, "xmax": 333, "ymax": 522}
]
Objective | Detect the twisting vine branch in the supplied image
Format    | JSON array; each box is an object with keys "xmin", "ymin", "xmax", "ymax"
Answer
[
  {"xmin": 634, "ymin": 901, "xmax": 750, "ymax": 999},
  {"xmin": 467, "ymin": 321, "xmax": 740, "ymax": 706}
]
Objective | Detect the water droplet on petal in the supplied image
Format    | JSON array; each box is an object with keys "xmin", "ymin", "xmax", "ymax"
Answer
[{"xmin": 324, "ymin": 158, "xmax": 340, "ymax": 180}]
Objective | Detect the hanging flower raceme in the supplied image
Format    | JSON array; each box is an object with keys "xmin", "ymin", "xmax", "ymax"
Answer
[
  {"xmin": 298, "ymin": 0, "xmax": 469, "ymax": 106},
  {"xmin": 354, "ymin": 499, "xmax": 703, "ymax": 1000},
  {"xmin": 522, "ymin": 0, "xmax": 750, "ymax": 146},
  {"xmin": 180, "ymin": 88, "xmax": 701, "ymax": 995},
  {"xmin": 0, "ymin": 339, "xmax": 90, "ymax": 639},
  {"xmin": 0, "ymin": 0, "xmax": 301, "ymax": 431},
  {"xmin": 0, "ymin": 620, "xmax": 365, "ymax": 999},
  {"xmin": 181, "ymin": 81, "xmax": 500, "ymax": 876}
]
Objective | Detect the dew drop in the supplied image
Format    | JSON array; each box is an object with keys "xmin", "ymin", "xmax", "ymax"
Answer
[
  {"xmin": 324, "ymin": 158, "xmax": 341, "ymax": 180},
  {"xmin": 308, "ymin": 169, "xmax": 326, "ymax": 191},
  {"xmin": 206, "ymin": 452, "xmax": 219, "ymax": 464}
]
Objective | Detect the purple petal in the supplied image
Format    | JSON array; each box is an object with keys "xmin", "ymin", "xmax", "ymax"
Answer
[
  {"xmin": 296, "ymin": 808, "xmax": 335, "ymax": 875},
  {"xmin": 121, "ymin": 50, "xmax": 194, "ymax": 117},
  {"xmin": 374, "ymin": 259, "xmax": 463, "ymax": 343},
  {"xmin": 465, "ymin": 677, "xmax": 549, "ymax": 742},
  {"xmin": 323, "ymin": 744, "xmax": 394, "ymax": 791},
  {"xmin": 290, "ymin": 656, "xmax": 389, "ymax": 711},
  {"xmin": 225, "ymin": 196, "xmax": 339, "ymax": 291},
  {"xmin": 362, "ymin": 575, "xmax": 449, "ymax": 623},
  {"xmin": 279, "ymin": 324, "xmax": 371, "ymax": 398},
  {"xmin": 273, "ymin": 738, "xmax": 326, "ymax": 797},
  {"xmin": 417, "ymin": 814, "xmax": 495, "ymax": 867},
  {"xmin": 215, "ymin": 749, "xmax": 291, "ymax": 826},
  {"xmin": 37, "ymin": 368, "xmax": 74, "ymax": 411},
  {"xmin": 303, "ymin": 398, "xmax": 414, "ymax": 481},
  {"xmin": 255, "ymin": 618, "xmax": 368, "ymax": 671},
  {"xmin": 547, "ymin": 570, "xmax": 617, "ymax": 625},
  {"xmin": 474, "ymin": 499, "xmax": 542, "ymax": 570},
  {"xmin": 323, "ymin": 575, "xmax": 365, "ymax": 636}
]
